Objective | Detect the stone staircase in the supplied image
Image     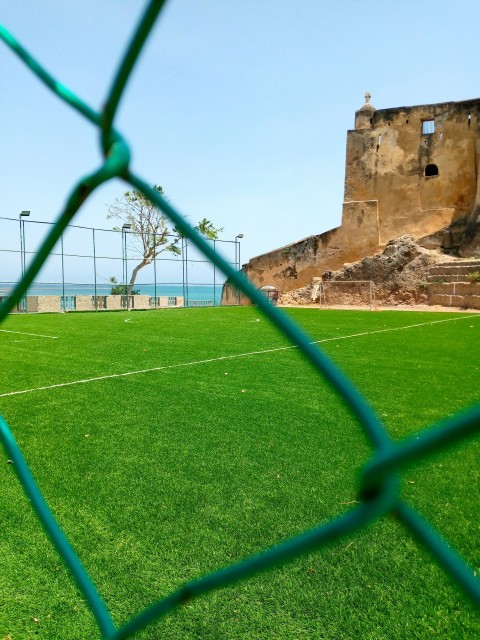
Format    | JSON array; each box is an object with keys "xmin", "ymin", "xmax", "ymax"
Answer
[{"xmin": 427, "ymin": 260, "xmax": 480, "ymax": 309}]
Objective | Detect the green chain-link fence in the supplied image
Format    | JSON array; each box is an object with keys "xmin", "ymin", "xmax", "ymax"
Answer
[{"xmin": 1, "ymin": 2, "xmax": 479, "ymax": 638}]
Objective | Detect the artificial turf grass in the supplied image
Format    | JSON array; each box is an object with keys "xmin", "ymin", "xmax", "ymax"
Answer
[{"xmin": 0, "ymin": 307, "xmax": 479, "ymax": 638}]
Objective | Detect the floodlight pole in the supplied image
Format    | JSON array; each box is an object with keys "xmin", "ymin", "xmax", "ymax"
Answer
[
  {"xmin": 122, "ymin": 224, "xmax": 131, "ymax": 310},
  {"xmin": 235, "ymin": 234, "xmax": 244, "ymax": 304},
  {"xmin": 19, "ymin": 211, "xmax": 30, "ymax": 312}
]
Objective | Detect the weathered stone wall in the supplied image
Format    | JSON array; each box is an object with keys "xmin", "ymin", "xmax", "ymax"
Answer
[
  {"xmin": 107, "ymin": 295, "xmax": 157, "ymax": 310},
  {"xmin": 132, "ymin": 295, "xmax": 150, "ymax": 310},
  {"xmin": 20, "ymin": 294, "xmax": 185, "ymax": 313},
  {"xmin": 76, "ymin": 296, "xmax": 97, "ymax": 311},
  {"xmin": 220, "ymin": 282, "xmax": 251, "ymax": 306},
  {"xmin": 26, "ymin": 296, "xmax": 61, "ymax": 313},
  {"xmin": 242, "ymin": 97, "xmax": 480, "ymax": 296},
  {"xmin": 242, "ymin": 205, "xmax": 381, "ymax": 294},
  {"xmin": 427, "ymin": 261, "xmax": 480, "ymax": 309},
  {"xmin": 348, "ymin": 98, "xmax": 480, "ymax": 248}
]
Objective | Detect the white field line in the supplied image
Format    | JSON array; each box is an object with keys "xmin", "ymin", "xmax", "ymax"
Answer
[
  {"xmin": 12, "ymin": 339, "xmax": 56, "ymax": 344},
  {"xmin": 0, "ymin": 329, "xmax": 59, "ymax": 339},
  {"xmin": 0, "ymin": 314, "xmax": 478, "ymax": 399}
]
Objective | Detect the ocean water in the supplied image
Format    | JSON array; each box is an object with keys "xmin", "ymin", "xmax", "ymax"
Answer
[{"xmin": 1, "ymin": 283, "xmax": 225, "ymax": 306}]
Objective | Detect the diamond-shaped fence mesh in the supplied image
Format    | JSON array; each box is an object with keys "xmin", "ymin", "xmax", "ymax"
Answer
[{"xmin": 1, "ymin": 2, "xmax": 479, "ymax": 638}]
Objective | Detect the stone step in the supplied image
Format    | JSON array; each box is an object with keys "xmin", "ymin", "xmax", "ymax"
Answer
[
  {"xmin": 429, "ymin": 293, "xmax": 480, "ymax": 309},
  {"xmin": 433, "ymin": 260, "xmax": 480, "ymax": 268},
  {"xmin": 428, "ymin": 282, "xmax": 480, "ymax": 295},
  {"xmin": 429, "ymin": 262, "xmax": 480, "ymax": 276},
  {"xmin": 427, "ymin": 274, "xmax": 472, "ymax": 283}
]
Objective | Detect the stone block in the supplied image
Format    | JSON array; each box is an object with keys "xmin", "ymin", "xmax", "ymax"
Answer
[
  {"xmin": 107, "ymin": 295, "xmax": 123, "ymax": 310},
  {"xmin": 462, "ymin": 294, "xmax": 480, "ymax": 309},
  {"xmin": 26, "ymin": 296, "xmax": 62, "ymax": 313},
  {"xmin": 75, "ymin": 296, "xmax": 95, "ymax": 311},
  {"xmin": 132, "ymin": 295, "xmax": 150, "ymax": 310},
  {"xmin": 454, "ymin": 282, "xmax": 480, "ymax": 296},
  {"xmin": 428, "ymin": 294, "xmax": 463, "ymax": 307}
]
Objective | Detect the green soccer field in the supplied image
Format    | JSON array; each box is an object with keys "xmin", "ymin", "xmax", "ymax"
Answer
[{"xmin": 0, "ymin": 306, "xmax": 479, "ymax": 639}]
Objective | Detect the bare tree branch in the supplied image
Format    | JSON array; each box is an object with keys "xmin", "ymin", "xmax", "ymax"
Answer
[{"xmin": 107, "ymin": 185, "xmax": 222, "ymax": 294}]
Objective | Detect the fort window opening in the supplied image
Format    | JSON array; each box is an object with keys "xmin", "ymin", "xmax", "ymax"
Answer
[
  {"xmin": 422, "ymin": 119, "xmax": 435, "ymax": 135},
  {"xmin": 425, "ymin": 163, "xmax": 439, "ymax": 177}
]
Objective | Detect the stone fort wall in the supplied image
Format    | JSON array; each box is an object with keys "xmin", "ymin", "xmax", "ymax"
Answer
[{"xmin": 242, "ymin": 96, "xmax": 480, "ymax": 294}]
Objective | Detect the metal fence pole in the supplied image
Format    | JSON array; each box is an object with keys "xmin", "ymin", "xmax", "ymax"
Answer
[
  {"xmin": 181, "ymin": 237, "xmax": 186, "ymax": 306},
  {"xmin": 61, "ymin": 234, "xmax": 65, "ymax": 311},
  {"xmin": 121, "ymin": 224, "xmax": 131, "ymax": 310},
  {"xmin": 185, "ymin": 239, "xmax": 189, "ymax": 307},
  {"xmin": 19, "ymin": 217, "xmax": 24, "ymax": 312},
  {"xmin": 93, "ymin": 228, "xmax": 97, "ymax": 310},
  {"xmin": 154, "ymin": 234, "xmax": 157, "ymax": 309},
  {"xmin": 235, "ymin": 234, "xmax": 244, "ymax": 305},
  {"xmin": 213, "ymin": 239, "xmax": 216, "ymax": 307},
  {"xmin": 19, "ymin": 211, "xmax": 30, "ymax": 312},
  {"xmin": 125, "ymin": 232, "xmax": 129, "ymax": 310}
]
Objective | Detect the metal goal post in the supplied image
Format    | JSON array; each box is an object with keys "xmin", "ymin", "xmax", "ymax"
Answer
[{"xmin": 313, "ymin": 280, "xmax": 376, "ymax": 310}]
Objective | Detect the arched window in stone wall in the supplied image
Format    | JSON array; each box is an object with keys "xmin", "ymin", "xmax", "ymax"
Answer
[{"xmin": 425, "ymin": 164, "xmax": 439, "ymax": 177}]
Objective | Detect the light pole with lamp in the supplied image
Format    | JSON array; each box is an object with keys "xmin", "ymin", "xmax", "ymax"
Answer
[
  {"xmin": 19, "ymin": 211, "xmax": 30, "ymax": 312},
  {"xmin": 235, "ymin": 234, "xmax": 244, "ymax": 271},
  {"xmin": 235, "ymin": 234, "xmax": 244, "ymax": 304},
  {"xmin": 122, "ymin": 223, "xmax": 131, "ymax": 309}
]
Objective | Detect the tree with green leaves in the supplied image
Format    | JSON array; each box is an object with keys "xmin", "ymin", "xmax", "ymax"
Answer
[{"xmin": 107, "ymin": 185, "xmax": 222, "ymax": 294}]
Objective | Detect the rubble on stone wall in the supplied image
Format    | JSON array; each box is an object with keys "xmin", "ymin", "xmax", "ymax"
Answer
[{"xmin": 279, "ymin": 235, "xmax": 457, "ymax": 306}]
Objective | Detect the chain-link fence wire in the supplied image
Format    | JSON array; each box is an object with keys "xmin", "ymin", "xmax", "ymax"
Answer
[
  {"xmin": 0, "ymin": 2, "xmax": 479, "ymax": 638},
  {"xmin": 0, "ymin": 215, "xmax": 237, "ymax": 306}
]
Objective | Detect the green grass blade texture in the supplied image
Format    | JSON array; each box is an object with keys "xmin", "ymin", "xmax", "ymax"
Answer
[{"xmin": 0, "ymin": 1, "xmax": 479, "ymax": 637}]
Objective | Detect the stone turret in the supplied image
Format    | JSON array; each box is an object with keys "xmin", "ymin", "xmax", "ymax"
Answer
[{"xmin": 355, "ymin": 91, "xmax": 375, "ymax": 129}]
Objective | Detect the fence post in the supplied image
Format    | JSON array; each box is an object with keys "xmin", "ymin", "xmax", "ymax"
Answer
[
  {"xmin": 153, "ymin": 257, "xmax": 157, "ymax": 308},
  {"xmin": 185, "ymin": 239, "xmax": 189, "ymax": 307},
  {"xmin": 213, "ymin": 239, "xmax": 216, "ymax": 307},
  {"xmin": 93, "ymin": 228, "xmax": 97, "ymax": 310},
  {"xmin": 61, "ymin": 234, "xmax": 65, "ymax": 311}
]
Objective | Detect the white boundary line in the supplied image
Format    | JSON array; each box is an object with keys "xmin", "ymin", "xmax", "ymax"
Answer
[
  {"xmin": 0, "ymin": 314, "xmax": 477, "ymax": 399},
  {"xmin": 0, "ymin": 329, "xmax": 59, "ymax": 339}
]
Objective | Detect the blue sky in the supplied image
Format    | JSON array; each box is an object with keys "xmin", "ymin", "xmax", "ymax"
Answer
[{"xmin": 1, "ymin": 0, "xmax": 480, "ymax": 284}]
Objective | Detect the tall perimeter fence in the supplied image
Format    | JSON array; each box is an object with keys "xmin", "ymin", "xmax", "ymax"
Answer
[
  {"xmin": 1, "ymin": 214, "xmax": 241, "ymax": 311},
  {"xmin": 1, "ymin": 2, "xmax": 480, "ymax": 639}
]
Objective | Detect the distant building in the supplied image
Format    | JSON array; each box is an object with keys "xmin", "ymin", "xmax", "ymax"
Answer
[{"xmin": 243, "ymin": 94, "xmax": 480, "ymax": 292}]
